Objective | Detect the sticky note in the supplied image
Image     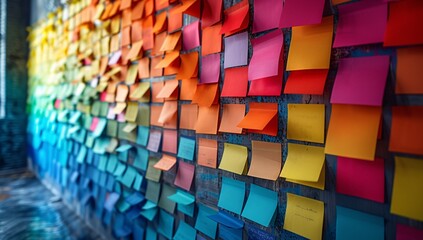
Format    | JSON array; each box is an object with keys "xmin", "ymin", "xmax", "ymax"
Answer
[
  {"xmin": 284, "ymin": 69, "xmax": 328, "ymax": 95},
  {"xmin": 158, "ymin": 184, "xmax": 176, "ymax": 214},
  {"xmin": 183, "ymin": 21, "xmax": 200, "ymax": 50},
  {"xmin": 218, "ymin": 177, "xmax": 245, "ymax": 214},
  {"xmin": 287, "ymin": 104, "xmax": 325, "ymax": 143},
  {"xmin": 168, "ymin": 190, "xmax": 195, "ymax": 217},
  {"xmin": 154, "ymin": 154, "xmax": 177, "ymax": 171},
  {"xmin": 325, "ymin": 104, "xmax": 381, "ymax": 161},
  {"xmin": 200, "ymin": 54, "xmax": 220, "ymax": 84},
  {"xmin": 176, "ymin": 51, "xmax": 198, "ymax": 80},
  {"xmin": 150, "ymin": 105, "xmax": 164, "ymax": 127},
  {"xmin": 174, "ymin": 161, "xmax": 195, "ymax": 191},
  {"xmin": 157, "ymin": 209, "xmax": 174, "ymax": 239},
  {"xmin": 146, "ymin": 129, "xmax": 162, "ymax": 153},
  {"xmin": 219, "ymin": 143, "xmax": 248, "ymax": 175},
  {"xmin": 126, "ymin": 40, "xmax": 143, "ymax": 61},
  {"xmin": 219, "ymin": 0, "xmax": 249, "ymax": 35},
  {"xmin": 173, "ymin": 221, "xmax": 196, "ymax": 240},
  {"xmin": 129, "ymin": 82, "xmax": 150, "ymax": 101},
  {"xmin": 160, "ymin": 31, "xmax": 181, "ymax": 52},
  {"xmin": 168, "ymin": 7, "xmax": 183, "ymax": 32},
  {"xmin": 125, "ymin": 102, "xmax": 139, "ymax": 122},
  {"xmin": 284, "ymin": 193, "xmax": 324, "ymax": 240},
  {"xmin": 116, "ymin": 85, "xmax": 129, "ymax": 102},
  {"xmin": 334, "ymin": 1, "xmax": 387, "ymax": 48},
  {"xmin": 202, "ymin": 23, "xmax": 222, "ymax": 56},
  {"xmin": 237, "ymin": 102, "xmax": 278, "ymax": 136},
  {"xmin": 247, "ymin": 141, "xmax": 282, "ymax": 181},
  {"xmin": 153, "ymin": 11, "xmax": 167, "ymax": 33},
  {"xmin": 138, "ymin": 57, "xmax": 150, "ymax": 79},
  {"xmin": 197, "ymin": 138, "xmax": 218, "ymax": 168},
  {"xmin": 158, "ymin": 101, "xmax": 178, "ymax": 124},
  {"xmin": 195, "ymin": 204, "xmax": 218, "ymax": 239},
  {"xmin": 221, "ymin": 67, "xmax": 248, "ymax": 97},
  {"xmin": 157, "ymin": 79, "xmax": 179, "ymax": 99},
  {"xmin": 336, "ymin": 206, "xmax": 384, "ymax": 240},
  {"xmin": 396, "ymin": 47, "xmax": 423, "ymax": 94},
  {"xmin": 287, "ymin": 164, "xmax": 326, "ymax": 190},
  {"xmin": 247, "ymin": 71, "xmax": 283, "ymax": 96},
  {"xmin": 248, "ymin": 30, "xmax": 284, "ymax": 80},
  {"xmin": 241, "ymin": 184, "xmax": 277, "ymax": 227},
  {"xmin": 331, "ymin": 56, "xmax": 389, "ymax": 106},
  {"xmin": 192, "ymin": 83, "xmax": 218, "ymax": 107},
  {"xmin": 389, "ymin": 106, "xmax": 423, "ymax": 155},
  {"xmin": 280, "ymin": 0, "xmax": 324, "ymax": 28},
  {"xmin": 252, "ymin": 0, "xmax": 283, "ymax": 33},
  {"xmin": 396, "ymin": 224, "xmax": 423, "ymax": 240},
  {"xmin": 146, "ymin": 180, "xmax": 161, "ymax": 204},
  {"xmin": 195, "ymin": 105, "xmax": 219, "ymax": 135},
  {"xmin": 155, "ymin": 51, "xmax": 179, "ymax": 69},
  {"xmin": 180, "ymin": 78, "xmax": 197, "ymax": 100},
  {"xmin": 177, "ymin": 136, "xmax": 196, "ymax": 161},
  {"xmin": 134, "ymin": 147, "xmax": 149, "ymax": 170},
  {"xmin": 146, "ymin": 157, "xmax": 162, "ymax": 182},
  {"xmin": 202, "ymin": 0, "xmax": 222, "ymax": 28},
  {"xmin": 179, "ymin": 104, "xmax": 198, "ymax": 130},
  {"xmin": 219, "ymin": 104, "xmax": 245, "ymax": 134},
  {"xmin": 224, "ymin": 32, "xmax": 248, "ymax": 69},
  {"xmin": 391, "ymin": 156, "xmax": 423, "ymax": 221},
  {"xmin": 383, "ymin": 0, "xmax": 423, "ymax": 47},
  {"xmin": 287, "ymin": 16, "xmax": 333, "ymax": 71},
  {"xmin": 92, "ymin": 118, "xmax": 107, "ymax": 137},
  {"xmin": 172, "ymin": 0, "xmax": 200, "ymax": 18},
  {"xmin": 336, "ymin": 157, "xmax": 384, "ymax": 203},
  {"xmin": 162, "ymin": 129, "xmax": 177, "ymax": 154},
  {"xmin": 136, "ymin": 105, "xmax": 150, "ymax": 127},
  {"xmin": 152, "ymin": 81, "xmax": 164, "ymax": 103}
]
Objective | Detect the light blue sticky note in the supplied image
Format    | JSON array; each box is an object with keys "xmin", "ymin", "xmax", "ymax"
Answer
[
  {"xmin": 168, "ymin": 190, "xmax": 195, "ymax": 217},
  {"xmin": 93, "ymin": 118, "xmax": 107, "ymax": 137},
  {"xmin": 137, "ymin": 126, "xmax": 150, "ymax": 147},
  {"xmin": 69, "ymin": 111, "xmax": 82, "ymax": 124},
  {"xmin": 116, "ymin": 198, "xmax": 131, "ymax": 213},
  {"xmin": 336, "ymin": 206, "xmax": 384, "ymax": 240},
  {"xmin": 76, "ymin": 145, "xmax": 87, "ymax": 163},
  {"xmin": 146, "ymin": 224, "xmax": 157, "ymax": 240},
  {"xmin": 106, "ymin": 155, "xmax": 118, "ymax": 173},
  {"xmin": 114, "ymin": 162, "xmax": 127, "ymax": 177},
  {"xmin": 218, "ymin": 177, "xmax": 246, "ymax": 214},
  {"xmin": 177, "ymin": 136, "xmax": 196, "ymax": 161},
  {"xmin": 120, "ymin": 167, "xmax": 137, "ymax": 188},
  {"xmin": 134, "ymin": 147, "xmax": 149, "ymax": 171},
  {"xmin": 98, "ymin": 155, "xmax": 108, "ymax": 172},
  {"xmin": 116, "ymin": 144, "xmax": 133, "ymax": 152},
  {"xmin": 174, "ymin": 221, "xmax": 196, "ymax": 240},
  {"xmin": 140, "ymin": 200, "xmax": 158, "ymax": 221},
  {"xmin": 133, "ymin": 173, "xmax": 144, "ymax": 191},
  {"xmin": 195, "ymin": 204, "xmax": 218, "ymax": 239},
  {"xmin": 241, "ymin": 184, "xmax": 278, "ymax": 227},
  {"xmin": 157, "ymin": 209, "xmax": 174, "ymax": 239}
]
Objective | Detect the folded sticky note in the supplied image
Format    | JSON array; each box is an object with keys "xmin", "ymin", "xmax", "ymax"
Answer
[
  {"xmin": 208, "ymin": 211, "xmax": 244, "ymax": 240},
  {"xmin": 168, "ymin": 190, "xmax": 195, "ymax": 217},
  {"xmin": 156, "ymin": 79, "xmax": 179, "ymax": 99},
  {"xmin": 396, "ymin": 47, "xmax": 423, "ymax": 94},
  {"xmin": 336, "ymin": 206, "xmax": 384, "ymax": 240},
  {"xmin": 157, "ymin": 209, "xmax": 174, "ymax": 240},
  {"xmin": 183, "ymin": 20, "xmax": 200, "ymax": 51},
  {"xmin": 145, "ymin": 157, "xmax": 162, "ymax": 182},
  {"xmin": 224, "ymin": 32, "xmax": 248, "ymax": 69},
  {"xmin": 218, "ymin": 177, "xmax": 246, "ymax": 214},
  {"xmin": 241, "ymin": 184, "xmax": 278, "ymax": 227},
  {"xmin": 174, "ymin": 161, "xmax": 195, "ymax": 191},
  {"xmin": 202, "ymin": 0, "xmax": 222, "ymax": 28},
  {"xmin": 195, "ymin": 204, "xmax": 218, "ymax": 239},
  {"xmin": 219, "ymin": 0, "xmax": 249, "ymax": 35},
  {"xmin": 284, "ymin": 69, "xmax": 328, "ymax": 95},
  {"xmin": 279, "ymin": 0, "xmax": 325, "ymax": 28},
  {"xmin": 219, "ymin": 104, "xmax": 245, "ymax": 134},
  {"xmin": 247, "ymin": 71, "xmax": 283, "ymax": 96},
  {"xmin": 177, "ymin": 136, "xmax": 196, "ymax": 161},
  {"xmin": 173, "ymin": 221, "xmax": 196, "ymax": 240},
  {"xmin": 197, "ymin": 138, "xmax": 218, "ymax": 168},
  {"xmin": 192, "ymin": 83, "xmax": 218, "ymax": 107},
  {"xmin": 237, "ymin": 102, "xmax": 278, "ymax": 136},
  {"xmin": 154, "ymin": 154, "xmax": 177, "ymax": 171},
  {"xmin": 219, "ymin": 143, "xmax": 248, "ymax": 175},
  {"xmin": 284, "ymin": 193, "xmax": 324, "ymax": 240},
  {"xmin": 391, "ymin": 156, "xmax": 423, "ymax": 221},
  {"xmin": 176, "ymin": 51, "xmax": 198, "ymax": 80},
  {"xmin": 247, "ymin": 141, "xmax": 281, "ymax": 181},
  {"xmin": 180, "ymin": 78, "xmax": 197, "ymax": 100},
  {"xmin": 287, "ymin": 164, "xmax": 326, "ymax": 190},
  {"xmin": 287, "ymin": 104, "xmax": 325, "ymax": 143},
  {"xmin": 158, "ymin": 101, "xmax": 178, "ymax": 124}
]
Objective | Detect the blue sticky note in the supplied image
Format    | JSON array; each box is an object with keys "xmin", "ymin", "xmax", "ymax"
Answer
[
  {"xmin": 209, "ymin": 211, "xmax": 244, "ymax": 240},
  {"xmin": 126, "ymin": 206, "xmax": 142, "ymax": 220},
  {"xmin": 106, "ymin": 155, "xmax": 118, "ymax": 173},
  {"xmin": 104, "ymin": 192, "xmax": 120, "ymax": 211},
  {"xmin": 168, "ymin": 190, "xmax": 195, "ymax": 217},
  {"xmin": 177, "ymin": 136, "xmax": 196, "ymax": 161},
  {"xmin": 137, "ymin": 126, "xmax": 150, "ymax": 146},
  {"xmin": 173, "ymin": 221, "xmax": 196, "ymax": 240},
  {"xmin": 146, "ymin": 224, "xmax": 157, "ymax": 240},
  {"xmin": 241, "ymin": 184, "xmax": 278, "ymax": 227},
  {"xmin": 336, "ymin": 206, "xmax": 384, "ymax": 240},
  {"xmin": 113, "ymin": 214, "xmax": 132, "ymax": 237},
  {"xmin": 218, "ymin": 177, "xmax": 246, "ymax": 214},
  {"xmin": 195, "ymin": 204, "xmax": 218, "ymax": 239},
  {"xmin": 116, "ymin": 198, "xmax": 131, "ymax": 213},
  {"xmin": 141, "ymin": 200, "xmax": 158, "ymax": 221},
  {"xmin": 134, "ymin": 147, "xmax": 149, "ymax": 170},
  {"xmin": 133, "ymin": 223, "xmax": 145, "ymax": 240},
  {"xmin": 98, "ymin": 155, "xmax": 108, "ymax": 172},
  {"xmin": 76, "ymin": 145, "xmax": 87, "ymax": 163},
  {"xmin": 126, "ymin": 192, "xmax": 145, "ymax": 206},
  {"xmin": 157, "ymin": 209, "xmax": 174, "ymax": 239}
]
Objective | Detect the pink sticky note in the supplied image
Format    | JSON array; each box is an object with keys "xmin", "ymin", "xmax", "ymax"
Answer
[
  {"xmin": 252, "ymin": 0, "xmax": 283, "ymax": 33},
  {"xmin": 90, "ymin": 117, "xmax": 99, "ymax": 131},
  {"xmin": 224, "ymin": 31, "xmax": 248, "ymax": 69},
  {"xmin": 336, "ymin": 156, "xmax": 385, "ymax": 203},
  {"xmin": 107, "ymin": 106, "xmax": 116, "ymax": 119},
  {"xmin": 248, "ymin": 30, "xmax": 283, "ymax": 80},
  {"xmin": 183, "ymin": 21, "xmax": 200, "ymax": 51},
  {"xmin": 396, "ymin": 224, "xmax": 423, "ymax": 240},
  {"xmin": 334, "ymin": 1, "xmax": 388, "ymax": 48},
  {"xmin": 162, "ymin": 129, "xmax": 178, "ymax": 154},
  {"xmin": 174, "ymin": 160, "xmax": 195, "ymax": 191},
  {"xmin": 279, "ymin": 0, "xmax": 325, "ymax": 28},
  {"xmin": 117, "ymin": 113, "xmax": 126, "ymax": 122},
  {"xmin": 200, "ymin": 53, "xmax": 221, "ymax": 84},
  {"xmin": 147, "ymin": 129, "xmax": 162, "ymax": 153},
  {"xmin": 331, "ymin": 56, "xmax": 390, "ymax": 106}
]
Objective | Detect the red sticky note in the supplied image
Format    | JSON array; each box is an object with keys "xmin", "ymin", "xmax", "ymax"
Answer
[
  {"xmin": 221, "ymin": 67, "xmax": 248, "ymax": 97},
  {"xmin": 336, "ymin": 157, "xmax": 385, "ymax": 203},
  {"xmin": 284, "ymin": 69, "xmax": 328, "ymax": 95},
  {"xmin": 396, "ymin": 224, "xmax": 423, "ymax": 240},
  {"xmin": 248, "ymin": 70, "xmax": 283, "ymax": 97},
  {"xmin": 279, "ymin": 0, "xmax": 325, "ymax": 28},
  {"xmin": 183, "ymin": 20, "xmax": 200, "ymax": 50},
  {"xmin": 174, "ymin": 160, "xmax": 195, "ymax": 191},
  {"xmin": 162, "ymin": 129, "xmax": 178, "ymax": 154},
  {"xmin": 202, "ymin": 0, "xmax": 222, "ymax": 28}
]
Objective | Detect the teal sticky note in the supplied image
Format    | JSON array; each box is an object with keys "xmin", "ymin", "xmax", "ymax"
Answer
[
  {"xmin": 116, "ymin": 144, "xmax": 133, "ymax": 152},
  {"xmin": 336, "ymin": 206, "xmax": 384, "ymax": 240},
  {"xmin": 218, "ymin": 177, "xmax": 246, "ymax": 214},
  {"xmin": 69, "ymin": 111, "xmax": 82, "ymax": 124},
  {"xmin": 141, "ymin": 201, "xmax": 158, "ymax": 221},
  {"xmin": 76, "ymin": 145, "xmax": 87, "ymax": 163},
  {"xmin": 177, "ymin": 136, "xmax": 196, "ymax": 161},
  {"xmin": 114, "ymin": 162, "xmax": 127, "ymax": 177},
  {"xmin": 134, "ymin": 147, "xmax": 149, "ymax": 171},
  {"xmin": 168, "ymin": 190, "xmax": 195, "ymax": 217},
  {"xmin": 157, "ymin": 209, "xmax": 174, "ymax": 239},
  {"xmin": 93, "ymin": 138, "xmax": 109, "ymax": 154},
  {"xmin": 241, "ymin": 184, "xmax": 278, "ymax": 227},
  {"xmin": 174, "ymin": 221, "xmax": 196, "ymax": 240},
  {"xmin": 120, "ymin": 167, "xmax": 137, "ymax": 188},
  {"xmin": 98, "ymin": 155, "xmax": 108, "ymax": 172},
  {"xmin": 106, "ymin": 155, "xmax": 118, "ymax": 173},
  {"xmin": 116, "ymin": 198, "xmax": 131, "ymax": 213},
  {"xmin": 195, "ymin": 204, "xmax": 218, "ymax": 239},
  {"xmin": 146, "ymin": 224, "xmax": 157, "ymax": 240},
  {"xmin": 92, "ymin": 118, "xmax": 107, "ymax": 137},
  {"xmin": 158, "ymin": 184, "xmax": 177, "ymax": 214},
  {"xmin": 133, "ymin": 173, "xmax": 143, "ymax": 191},
  {"xmin": 146, "ymin": 180, "xmax": 161, "ymax": 204},
  {"xmin": 137, "ymin": 126, "xmax": 150, "ymax": 146}
]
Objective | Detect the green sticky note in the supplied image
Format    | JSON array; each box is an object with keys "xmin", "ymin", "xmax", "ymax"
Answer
[
  {"xmin": 83, "ymin": 115, "xmax": 92, "ymax": 130},
  {"xmin": 91, "ymin": 101, "xmax": 101, "ymax": 116},
  {"xmin": 134, "ymin": 147, "xmax": 149, "ymax": 171},
  {"xmin": 99, "ymin": 102, "xmax": 109, "ymax": 117},
  {"xmin": 157, "ymin": 209, "xmax": 174, "ymax": 240},
  {"xmin": 146, "ymin": 180, "xmax": 161, "ymax": 204},
  {"xmin": 195, "ymin": 204, "xmax": 218, "ymax": 239},
  {"xmin": 146, "ymin": 224, "xmax": 157, "ymax": 240},
  {"xmin": 116, "ymin": 198, "xmax": 131, "ymax": 213},
  {"xmin": 218, "ymin": 177, "xmax": 245, "ymax": 215},
  {"xmin": 76, "ymin": 145, "xmax": 87, "ymax": 163},
  {"xmin": 136, "ymin": 126, "xmax": 149, "ymax": 146},
  {"xmin": 336, "ymin": 206, "xmax": 384, "ymax": 240},
  {"xmin": 118, "ymin": 122, "xmax": 137, "ymax": 142},
  {"xmin": 174, "ymin": 221, "xmax": 196, "ymax": 240},
  {"xmin": 177, "ymin": 136, "xmax": 196, "ymax": 161},
  {"xmin": 241, "ymin": 184, "xmax": 278, "ymax": 227},
  {"xmin": 106, "ymin": 120, "xmax": 118, "ymax": 137},
  {"xmin": 136, "ymin": 105, "xmax": 150, "ymax": 126},
  {"xmin": 85, "ymin": 133, "xmax": 95, "ymax": 148},
  {"xmin": 146, "ymin": 157, "xmax": 162, "ymax": 182},
  {"xmin": 168, "ymin": 190, "xmax": 195, "ymax": 217},
  {"xmin": 158, "ymin": 184, "xmax": 177, "ymax": 214}
]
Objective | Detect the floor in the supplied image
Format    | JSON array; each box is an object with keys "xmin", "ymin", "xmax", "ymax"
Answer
[{"xmin": 0, "ymin": 172, "xmax": 103, "ymax": 240}]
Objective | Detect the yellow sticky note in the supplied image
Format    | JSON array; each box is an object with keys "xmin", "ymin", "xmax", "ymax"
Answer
[
  {"xmin": 126, "ymin": 64, "xmax": 139, "ymax": 84},
  {"xmin": 280, "ymin": 143, "xmax": 325, "ymax": 182},
  {"xmin": 284, "ymin": 193, "xmax": 324, "ymax": 240},
  {"xmin": 286, "ymin": 164, "xmax": 326, "ymax": 190},
  {"xmin": 129, "ymin": 82, "xmax": 150, "ymax": 100},
  {"xmin": 391, "ymin": 156, "xmax": 423, "ymax": 221},
  {"xmin": 125, "ymin": 102, "xmax": 139, "ymax": 122},
  {"xmin": 219, "ymin": 143, "xmax": 248, "ymax": 175},
  {"xmin": 287, "ymin": 104, "xmax": 325, "ymax": 143}
]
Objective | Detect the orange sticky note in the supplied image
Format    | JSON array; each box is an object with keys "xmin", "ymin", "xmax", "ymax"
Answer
[
  {"xmin": 180, "ymin": 104, "xmax": 198, "ymax": 130},
  {"xmin": 157, "ymin": 79, "xmax": 179, "ymax": 99},
  {"xmin": 202, "ymin": 23, "xmax": 222, "ymax": 56},
  {"xmin": 153, "ymin": 11, "xmax": 167, "ymax": 34},
  {"xmin": 131, "ymin": 20, "xmax": 143, "ymax": 43},
  {"xmin": 126, "ymin": 41, "xmax": 144, "ymax": 62},
  {"xmin": 389, "ymin": 106, "xmax": 423, "ymax": 155},
  {"xmin": 176, "ymin": 51, "xmax": 198, "ymax": 79},
  {"xmin": 122, "ymin": 9, "xmax": 132, "ymax": 28},
  {"xmin": 284, "ymin": 70, "xmax": 328, "ymax": 95},
  {"xmin": 121, "ymin": 26, "xmax": 132, "ymax": 47},
  {"xmin": 221, "ymin": 67, "xmax": 248, "ymax": 97},
  {"xmin": 247, "ymin": 141, "xmax": 282, "ymax": 181},
  {"xmin": 158, "ymin": 101, "xmax": 178, "ymax": 124},
  {"xmin": 155, "ymin": 51, "xmax": 180, "ymax": 69},
  {"xmin": 192, "ymin": 83, "xmax": 218, "ymax": 107},
  {"xmin": 168, "ymin": 7, "xmax": 183, "ymax": 32},
  {"xmin": 325, "ymin": 104, "xmax": 381, "ymax": 161},
  {"xmin": 172, "ymin": 0, "xmax": 200, "ymax": 18},
  {"xmin": 151, "ymin": 81, "xmax": 164, "ymax": 103},
  {"xmin": 142, "ymin": 16, "xmax": 154, "ymax": 50},
  {"xmin": 219, "ymin": 104, "xmax": 245, "ymax": 134},
  {"xmin": 287, "ymin": 16, "xmax": 334, "ymax": 71},
  {"xmin": 144, "ymin": 0, "xmax": 154, "ymax": 16},
  {"xmin": 152, "ymin": 32, "xmax": 167, "ymax": 56},
  {"xmin": 155, "ymin": 0, "xmax": 169, "ymax": 11},
  {"xmin": 180, "ymin": 78, "xmax": 198, "ymax": 100},
  {"xmin": 395, "ymin": 47, "xmax": 423, "ymax": 94},
  {"xmin": 195, "ymin": 105, "xmax": 220, "ymax": 134},
  {"xmin": 162, "ymin": 129, "xmax": 178, "ymax": 154},
  {"xmin": 138, "ymin": 57, "xmax": 150, "ymax": 79},
  {"xmin": 164, "ymin": 112, "xmax": 178, "ymax": 130},
  {"xmin": 120, "ymin": 0, "xmax": 132, "ymax": 10},
  {"xmin": 131, "ymin": 1, "xmax": 145, "ymax": 21},
  {"xmin": 237, "ymin": 103, "xmax": 278, "ymax": 136},
  {"xmin": 220, "ymin": 0, "xmax": 249, "ymax": 36},
  {"xmin": 150, "ymin": 55, "xmax": 163, "ymax": 77},
  {"xmin": 154, "ymin": 154, "xmax": 177, "ymax": 171},
  {"xmin": 150, "ymin": 105, "xmax": 164, "ymax": 127},
  {"xmin": 160, "ymin": 31, "xmax": 182, "ymax": 52},
  {"xmin": 116, "ymin": 85, "xmax": 129, "ymax": 102},
  {"xmin": 197, "ymin": 138, "xmax": 218, "ymax": 168}
]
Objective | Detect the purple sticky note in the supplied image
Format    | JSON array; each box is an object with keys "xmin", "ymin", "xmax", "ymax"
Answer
[
  {"xmin": 109, "ymin": 51, "xmax": 122, "ymax": 65},
  {"xmin": 224, "ymin": 31, "xmax": 248, "ymax": 69},
  {"xmin": 107, "ymin": 106, "xmax": 116, "ymax": 119},
  {"xmin": 334, "ymin": 1, "xmax": 388, "ymax": 48},
  {"xmin": 117, "ymin": 113, "xmax": 126, "ymax": 122},
  {"xmin": 183, "ymin": 21, "xmax": 200, "ymax": 51},
  {"xmin": 200, "ymin": 53, "xmax": 221, "ymax": 84},
  {"xmin": 279, "ymin": 0, "xmax": 325, "ymax": 28},
  {"xmin": 147, "ymin": 129, "xmax": 162, "ymax": 153},
  {"xmin": 252, "ymin": 0, "xmax": 283, "ymax": 33},
  {"xmin": 331, "ymin": 56, "xmax": 390, "ymax": 106},
  {"xmin": 396, "ymin": 224, "xmax": 423, "ymax": 240},
  {"xmin": 174, "ymin": 161, "xmax": 195, "ymax": 191},
  {"xmin": 248, "ymin": 30, "xmax": 283, "ymax": 80}
]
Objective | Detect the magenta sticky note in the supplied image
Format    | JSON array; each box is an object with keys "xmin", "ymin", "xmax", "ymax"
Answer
[
  {"xmin": 336, "ymin": 156, "xmax": 385, "ymax": 203},
  {"xmin": 183, "ymin": 21, "xmax": 200, "ymax": 51},
  {"xmin": 248, "ymin": 30, "xmax": 283, "ymax": 80},
  {"xmin": 174, "ymin": 160, "xmax": 195, "ymax": 191},
  {"xmin": 224, "ymin": 31, "xmax": 248, "ymax": 69},
  {"xmin": 396, "ymin": 224, "xmax": 423, "ymax": 240},
  {"xmin": 334, "ymin": 1, "xmax": 388, "ymax": 48},
  {"xmin": 200, "ymin": 53, "xmax": 221, "ymax": 84},
  {"xmin": 252, "ymin": 0, "xmax": 283, "ymax": 33},
  {"xmin": 279, "ymin": 0, "xmax": 325, "ymax": 28},
  {"xmin": 331, "ymin": 55, "xmax": 390, "ymax": 106}
]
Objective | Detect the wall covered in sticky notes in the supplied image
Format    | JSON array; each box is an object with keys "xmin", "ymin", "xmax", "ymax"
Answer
[{"xmin": 27, "ymin": 0, "xmax": 423, "ymax": 239}]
